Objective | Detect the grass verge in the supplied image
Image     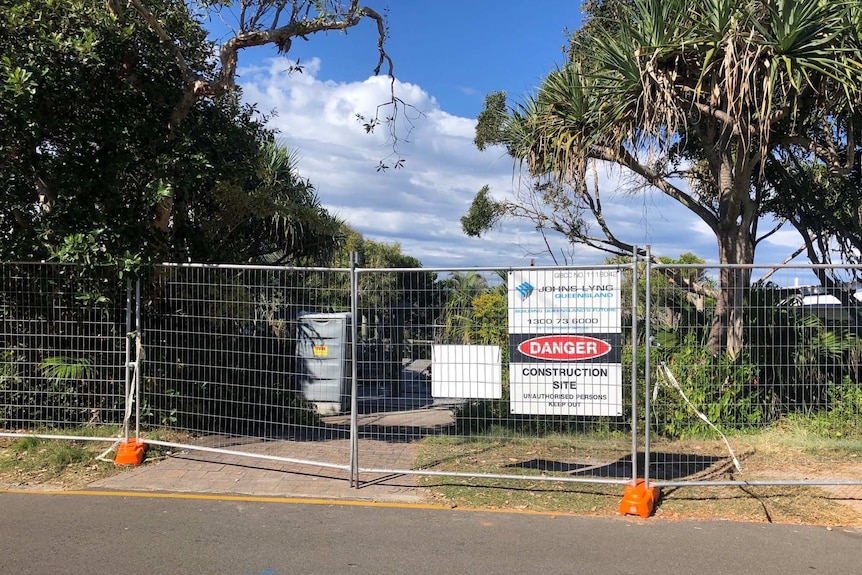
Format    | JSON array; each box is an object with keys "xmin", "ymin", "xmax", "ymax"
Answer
[
  {"xmin": 0, "ymin": 427, "xmax": 187, "ymax": 489},
  {"xmin": 414, "ymin": 430, "xmax": 862, "ymax": 526}
]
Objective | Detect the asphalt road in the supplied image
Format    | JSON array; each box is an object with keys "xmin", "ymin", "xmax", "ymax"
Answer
[{"xmin": 1, "ymin": 490, "xmax": 861, "ymax": 575}]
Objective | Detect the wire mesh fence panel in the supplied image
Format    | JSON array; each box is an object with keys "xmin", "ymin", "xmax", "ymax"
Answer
[
  {"xmin": 646, "ymin": 263, "xmax": 862, "ymax": 488},
  {"xmin": 353, "ymin": 266, "xmax": 637, "ymax": 487},
  {"xmin": 0, "ymin": 263, "xmax": 129, "ymax": 432},
  {"xmin": 10, "ymin": 257, "xmax": 856, "ymax": 493},
  {"xmin": 141, "ymin": 264, "xmax": 354, "ymax": 470}
]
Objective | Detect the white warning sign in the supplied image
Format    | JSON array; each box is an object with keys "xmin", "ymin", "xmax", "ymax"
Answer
[{"xmin": 508, "ymin": 269, "xmax": 623, "ymax": 416}]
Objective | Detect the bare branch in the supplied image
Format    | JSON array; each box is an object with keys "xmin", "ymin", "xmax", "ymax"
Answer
[
  {"xmin": 753, "ymin": 217, "xmax": 787, "ymax": 248},
  {"xmin": 754, "ymin": 243, "xmax": 807, "ymax": 285},
  {"xmin": 129, "ymin": 1, "xmax": 397, "ymax": 137}
]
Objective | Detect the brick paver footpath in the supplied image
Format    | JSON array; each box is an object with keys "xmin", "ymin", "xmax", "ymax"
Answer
[
  {"xmin": 89, "ymin": 402, "xmax": 459, "ymax": 502},
  {"xmin": 91, "ymin": 437, "xmax": 426, "ymax": 502}
]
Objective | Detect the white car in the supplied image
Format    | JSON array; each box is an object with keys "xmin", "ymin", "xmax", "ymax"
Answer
[{"xmin": 779, "ymin": 285, "xmax": 862, "ymax": 323}]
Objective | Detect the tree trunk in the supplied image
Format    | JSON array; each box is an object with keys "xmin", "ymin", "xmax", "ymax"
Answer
[
  {"xmin": 708, "ymin": 226, "xmax": 754, "ymax": 359},
  {"xmin": 703, "ymin": 145, "xmax": 759, "ymax": 359}
]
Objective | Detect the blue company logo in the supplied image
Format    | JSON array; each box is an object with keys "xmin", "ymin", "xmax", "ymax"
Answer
[{"xmin": 515, "ymin": 281, "xmax": 535, "ymax": 300}]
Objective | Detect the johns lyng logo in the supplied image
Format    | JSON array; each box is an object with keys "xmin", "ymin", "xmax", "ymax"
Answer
[{"xmin": 515, "ymin": 281, "xmax": 535, "ymax": 300}]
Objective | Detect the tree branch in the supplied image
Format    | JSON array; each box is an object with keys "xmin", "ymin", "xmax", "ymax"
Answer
[
  {"xmin": 590, "ymin": 144, "xmax": 720, "ymax": 229},
  {"xmin": 127, "ymin": 1, "xmax": 395, "ymax": 137},
  {"xmin": 127, "ymin": 0, "xmax": 194, "ymax": 84}
]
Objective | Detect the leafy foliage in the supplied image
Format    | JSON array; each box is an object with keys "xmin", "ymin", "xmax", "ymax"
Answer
[
  {"xmin": 470, "ymin": 0, "xmax": 862, "ymax": 355},
  {"xmin": 653, "ymin": 341, "xmax": 766, "ymax": 439},
  {"xmin": 201, "ymin": 141, "xmax": 345, "ymax": 265},
  {"xmin": 461, "ymin": 186, "xmax": 506, "ymax": 238},
  {"xmin": 473, "ymin": 92, "xmax": 508, "ymax": 152},
  {"xmin": 0, "ymin": 0, "xmax": 349, "ymax": 268},
  {"xmin": 38, "ymin": 356, "xmax": 93, "ymax": 388},
  {"xmin": 471, "ymin": 292, "xmax": 508, "ymax": 350}
]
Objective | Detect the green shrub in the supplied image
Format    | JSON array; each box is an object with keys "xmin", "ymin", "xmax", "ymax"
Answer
[
  {"xmin": 652, "ymin": 344, "xmax": 767, "ymax": 439},
  {"xmin": 798, "ymin": 378, "xmax": 862, "ymax": 438}
]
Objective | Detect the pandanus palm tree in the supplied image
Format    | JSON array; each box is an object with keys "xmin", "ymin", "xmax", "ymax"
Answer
[
  {"xmin": 211, "ymin": 141, "xmax": 344, "ymax": 264},
  {"xmin": 473, "ymin": 0, "xmax": 862, "ymax": 357}
]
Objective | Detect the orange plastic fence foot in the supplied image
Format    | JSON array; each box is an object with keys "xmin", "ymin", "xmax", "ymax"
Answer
[
  {"xmin": 619, "ymin": 479, "xmax": 660, "ymax": 519},
  {"xmin": 114, "ymin": 438, "xmax": 147, "ymax": 466}
]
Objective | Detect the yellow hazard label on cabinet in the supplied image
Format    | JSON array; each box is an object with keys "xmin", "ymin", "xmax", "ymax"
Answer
[{"xmin": 313, "ymin": 345, "xmax": 328, "ymax": 357}]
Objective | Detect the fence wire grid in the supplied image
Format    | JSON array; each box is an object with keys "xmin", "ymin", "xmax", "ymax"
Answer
[
  {"xmin": 1, "ymin": 263, "xmax": 129, "ymax": 432},
  {"xmin": 1, "ymin": 259, "xmax": 861, "ymax": 491}
]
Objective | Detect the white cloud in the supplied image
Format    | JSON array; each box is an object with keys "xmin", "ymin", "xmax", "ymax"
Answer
[
  {"xmin": 238, "ymin": 58, "xmax": 805, "ymax": 268},
  {"xmin": 761, "ymin": 228, "xmax": 805, "ymax": 250}
]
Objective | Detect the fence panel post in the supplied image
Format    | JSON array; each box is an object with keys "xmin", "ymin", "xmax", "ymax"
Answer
[
  {"xmin": 643, "ymin": 246, "xmax": 655, "ymax": 488},
  {"xmin": 115, "ymin": 275, "xmax": 146, "ymax": 466},
  {"xmin": 349, "ymin": 253, "xmax": 360, "ymax": 487},
  {"xmin": 620, "ymin": 246, "xmax": 661, "ymax": 518},
  {"xmin": 123, "ymin": 278, "xmax": 133, "ymax": 443},
  {"xmin": 630, "ymin": 246, "xmax": 639, "ymax": 486}
]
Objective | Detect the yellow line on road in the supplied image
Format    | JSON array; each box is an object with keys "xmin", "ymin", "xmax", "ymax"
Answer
[{"xmin": 0, "ymin": 487, "xmax": 576, "ymax": 517}]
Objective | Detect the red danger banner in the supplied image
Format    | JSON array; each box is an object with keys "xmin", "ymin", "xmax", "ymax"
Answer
[{"xmin": 510, "ymin": 333, "xmax": 621, "ymax": 363}]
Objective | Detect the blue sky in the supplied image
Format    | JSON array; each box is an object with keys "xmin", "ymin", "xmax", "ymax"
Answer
[
  {"xmin": 209, "ymin": 1, "xmax": 582, "ymax": 119},
  {"xmin": 203, "ymin": 1, "xmax": 806, "ymax": 271}
]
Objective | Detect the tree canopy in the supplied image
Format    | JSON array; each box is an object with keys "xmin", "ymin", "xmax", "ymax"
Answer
[
  {"xmin": 468, "ymin": 0, "xmax": 862, "ymax": 356},
  {"xmin": 1, "ymin": 0, "xmax": 398, "ymax": 267}
]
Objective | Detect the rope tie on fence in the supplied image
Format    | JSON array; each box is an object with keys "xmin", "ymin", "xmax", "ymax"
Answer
[
  {"xmin": 96, "ymin": 331, "xmax": 143, "ymax": 463},
  {"xmin": 657, "ymin": 362, "xmax": 743, "ymax": 474},
  {"xmin": 120, "ymin": 330, "xmax": 142, "ymax": 435},
  {"xmin": 112, "ymin": 330, "xmax": 146, "ymax": 466}
]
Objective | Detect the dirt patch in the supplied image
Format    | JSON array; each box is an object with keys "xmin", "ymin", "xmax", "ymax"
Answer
[{"xmin": 415, "ymin": 434, "xmax": 862, "ymax": 527}]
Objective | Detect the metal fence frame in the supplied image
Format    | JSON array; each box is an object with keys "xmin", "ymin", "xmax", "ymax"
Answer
[
  {"xmin": 0, "ymin": 263, "xmax": 135, "ymax": 452},
  {"xmin": 2, "ymin": 258, "xmax": 861, "ymax": 495},
  {"xmin": 138, "ymin": 262, "xmax": 357, "ymax": 478},
  {"xmin": 350, "ymin": 260, "xmax": 641, "ymax": 489},
  {"xmin": 644, "ymin": 257, "xmax": 862, "ymax": 490}
]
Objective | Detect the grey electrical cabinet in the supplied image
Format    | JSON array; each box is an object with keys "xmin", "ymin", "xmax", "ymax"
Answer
[{"xmin": 296, "ymin": 312, "xmax": 352, "ymax": 414}]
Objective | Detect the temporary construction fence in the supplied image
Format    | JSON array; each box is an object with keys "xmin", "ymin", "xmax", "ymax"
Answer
[
  {"xmin": 0, "ymin": 263, "xmax": 132, "ymax": 446},
  {"xmin": 2, "ymin": 258, "xmax": 861, "ymax": 515},
  {"xmin": 644, "ymin": 260, "xmax": 862, "ymax": 496}
]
